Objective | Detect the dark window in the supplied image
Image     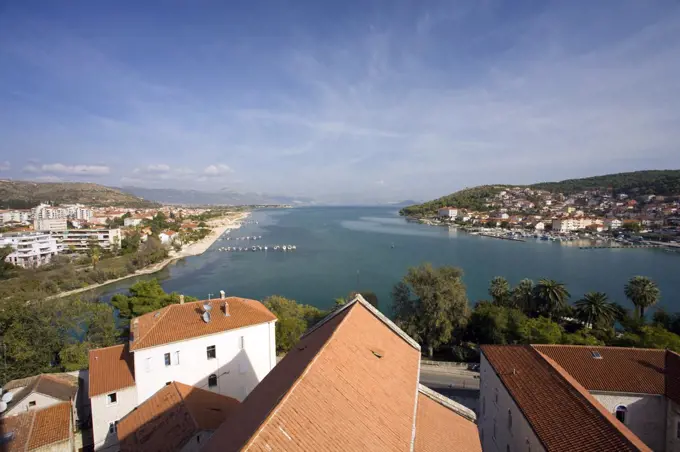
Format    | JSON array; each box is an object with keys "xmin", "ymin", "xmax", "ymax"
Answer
[
  {"xmin": 28, "ymin": 401, "xmax": 36, "ymax": 407},
  {"xmin": 208, "ymin": 374, "xmax": 217, "ymax": 388},
  {"xmin": 615, "ymin": 405, "xmax": 627, "ymax": 424},
  {"xmin": 109, "ymin": 420, "xmax": 119, "ymax": 434},
  {"xmin": 508, "ymin": 409, "xmax": 512, "ymax": 430},
  {"xmin": 164, "ymin": 353, "xmax": 171, "ymax": 366},
  {"xmin": 207, "ymin": 345, "xmax": 216, "ymax": 359},
  {"xmin": 107, "ymin": 393, "xmax": 117, "ymax": 404}
]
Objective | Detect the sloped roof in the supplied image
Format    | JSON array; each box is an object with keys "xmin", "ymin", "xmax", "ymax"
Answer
[
  {"xmin": 204, "ymin": 298, "xmax": 422, "ymax": 451},
  {"xmin": 4, "ymin": 373, "xmax": 78, "ymax": 412},
  {"xmin": 0, "ymin": 402, "xmax": 72, "ymax": 451},
  {"xmin": 532, "ymin": 345, "xmax": 665, "ymax": 395},
  {"xmin": 89, "ymin": 344, "xmax": 136, "ymax": 397},
  {"xmin": 117, "ymin": 382, "xmax": 239, "ymax": 451},
  {"xmin": 130, "ymin": 297, "xmax": 276, "ymax": 351},
  {"xmin": 415, "ymin": 385, "xmax": 481, "ymax": 452},
  {"xmin": 482, "ymin": 345, "xmax": 650, "ymax": 452}
]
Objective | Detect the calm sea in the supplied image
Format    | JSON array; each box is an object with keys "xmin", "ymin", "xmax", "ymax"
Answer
[{"xmin": 93, "ymin": 206, "xmax": 680, "ymax": 315}]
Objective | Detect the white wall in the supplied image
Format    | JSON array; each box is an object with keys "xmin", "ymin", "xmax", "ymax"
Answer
[
  {"xmin": 91, "ymin": 386, "xmax": 137, "ymax": 451},
  {"xmin": 5, "ymin": 393, "xmax": 63, "ymax": 417},
  {"xmin": 591, "ymin": 392, "xmax": 667, "ymax": 452},
  {"xmin": 479, "ymin": 354, "xmax": 545, "ymax": 452},
  {"xmin": 133, "ymin": 321, "xmax": 276, "ymax": 404}
]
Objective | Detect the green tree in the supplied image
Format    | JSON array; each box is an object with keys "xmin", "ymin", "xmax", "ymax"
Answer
[
  {"xmin": 574, "ymin": 292, "xmax": 616, "ymax": 329},
  {"xmin": 111, "ymin": 279, "xmax": 194, "ymax": 319},
  {"xmin": 624, "ymin": 276, "xmax": 660, "ymax": 317},
  {"xmin": 489, "ymin": 277, "xmax": 511, "ymax": 306},
  {"xmin": 392, "ymin": 263, "xmax": 469, "ymax": 357},
  {"xmin": 263, "ymin": 295, "xmax": 326, "ymax": 353},
  {"xmin": 533, "ymin": 279, "xmax": 570, "ymax": 319},
  {"xmin": 465, "ymin": 303, "xmax": 527, "ymax": 345},
  {"xmin": 59, "ymin": 342, "xmax": 92, "ymax": 371},
  {"xmin": 521, "ymin": 317, "xmax": 563, "ymax": 344},
  {"xmin": 511, "ymin": 279, "xmax": 535, "ymax": 313},
  {"xmin": 90, "ymin": 246, "xmax": 101, "ymax": 269},
  {"xmin": 0, "ymin": 245, "xmax": 15, "ymax": 279}
]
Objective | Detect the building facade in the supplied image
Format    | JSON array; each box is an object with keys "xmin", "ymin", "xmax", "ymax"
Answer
[
  {"xmin": 438, "ymin": 207, "xmax": 459, "ymax": 218},
  {"xmin": 0, "ymin": 232, "xmax": 62, "ymax": 268},
  {"xmin": 49, "ymin": 228, "xmax": 121, "ymax": 252},
  {"xmin": 34, "ymin": 217, "xmax": 68, "ymax": 231}
]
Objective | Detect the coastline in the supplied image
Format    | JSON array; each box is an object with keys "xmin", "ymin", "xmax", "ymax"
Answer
[{"xmin": 53, "ymin": 211, "xmax": 251, "ymax": 299}]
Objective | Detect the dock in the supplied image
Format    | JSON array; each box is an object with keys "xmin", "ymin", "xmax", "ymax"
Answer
[{"xmin": 478, "ymin": 233, "xmax": 526, "ymax": 242}]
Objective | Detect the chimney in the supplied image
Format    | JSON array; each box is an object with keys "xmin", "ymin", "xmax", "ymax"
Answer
[
  {"xmin": 220, "ymin": 290, "xmax": 225, "ymax": 299},
  {"xmin": 179, "ymin": 294, "xmax": 185, "ymax": 304},
  {"xmin": 223, "ymin": 301, "xmax": 230, "ymax": 317}
]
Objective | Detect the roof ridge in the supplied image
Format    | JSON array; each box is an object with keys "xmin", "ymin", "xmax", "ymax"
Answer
[
  {"xmin": 88, "ymin": 343, "xmax": 126, "ymax": 352},
  {"xmin": 532, "ymin": 344, "xmax": 666, "ymax": 353},
  {"xmin": 173, "ymin": 382, "xmax": 200, "ymax": 432},
  {"xmin": 132, "ymin": 304, "xmax": 173, "ymax": 349},
  {"xmin": 24, "ymin": 408, "xmax": 38, "ymax": 452},
  {"xmin": 417, "ymin": 384, "xmax": 476, "ymax": 423},
  {"xmin": 243, "ymin": 302, "xmax": 360, "ymax": 450}
]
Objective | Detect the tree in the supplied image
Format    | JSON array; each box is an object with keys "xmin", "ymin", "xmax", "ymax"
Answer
[
  {"xmin": 121, "ymin": 231, "xmax": 141, "ymax": 254},
  {"xmin": 392, "ymin": 263, "xmax": 469, "ymax": 357},
  {"xmin": 264, "ymin": 295, "xmax": 326, "ymax": 353},
  {"xmin": 489, "ymin": 277, "xmax": 511, "ymax": 306},
  {"xmin": 90, "ymin": 246, "xmax": 101, "ymax": 269},
  {"xmin": 511, "ymin": 279, "xmax": 535, "ymax": 313},
  {"xmin": 624, "ymin": 276, "xmax": 660, "ymax": 317},
  {"xmin": 533, "ymin": 279, "xmax": 570, "ymax": 319},
  {"xmin": 465, "ymin": 303, "xmax": 527, "ymax": 345},
  {"xmin": 348, "ymin": 291, "xmax": 379, "ymax": 310},
  {"xmin": 574, "ymin": 292, "xmax": 616, "ymax": 329},
  {"xmin": 522, "ymin": 317, "xmax": 563, "ymax": 344},
  {"xmin": 111, "ymin": 279, "xmax": 194, "ymax": 319},
  {"xmin": 0, "ymin": 245, "xmax": 15, "ymax": 279}
]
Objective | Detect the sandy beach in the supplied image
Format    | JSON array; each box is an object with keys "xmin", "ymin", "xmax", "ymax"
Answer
[{"xmin": 54, "ymin": 211, "xmax": 250, "ymax": 299}]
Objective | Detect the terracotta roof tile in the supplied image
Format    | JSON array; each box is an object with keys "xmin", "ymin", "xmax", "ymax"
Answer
[
  {"xmin": 205, "ymin": 300, "xmax": 422, "ymax": 451},
  {"xmin": 482, "ymin": 345, "xmax": 650, "ymax": 452},
  {"xmin": 130, "ymin": 297, "xmax": 276, "ymax": 351},
  {"xmin": 0, "ymin": 402, "xmax": 72, "ymax": 451},
  {"xmin": 4, "ymin": 373, "xmax": 78, "ymax": 413},
  {"xmin": 415, "ymin": 390, "xmax": 482, "ymax": 452},
  {"xmin": 532, "ymin": 345, "xmax": 665, "ymax": 394},
  {"xmin": 118, "ymin": 382, "xmax": 239, "ymax": 451},
  {"xmin": 89, "ymin": 344, "xmax": 136, "ymax": 397}
]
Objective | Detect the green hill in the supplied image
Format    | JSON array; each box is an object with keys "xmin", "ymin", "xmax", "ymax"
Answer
[
  {"xmin": 400, "ymin": 170, "xmax": 680, "ymax": 217},
  {"xmin": 0, "ymin": 180, "xmax": 156, "ymax": 208}
]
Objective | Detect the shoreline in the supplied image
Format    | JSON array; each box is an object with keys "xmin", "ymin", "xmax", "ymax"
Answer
[{"xmin": 53, "ymin": 211, "xmax": 251, "ymax": 299}]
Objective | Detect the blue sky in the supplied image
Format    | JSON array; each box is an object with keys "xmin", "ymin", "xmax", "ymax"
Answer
[{"xmin": 1, "ymin": 1, "xmax": 679, "ymax": 203}]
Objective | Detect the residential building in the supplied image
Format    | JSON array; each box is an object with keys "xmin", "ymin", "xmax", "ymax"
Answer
[
  {"xmin": 552, "ymin": 217, "xmax": 595, "ymax": 232},
  {"xmin": 50, "ymin": 228, "xmax": 122, "ymax": 252},
  {"xmin": 480, "ymin": 344, "xmax": 680, "ymax": 452},
  {"xmin": 0, "ymin": 209, "xmax": 31, "ymax": 225},
  {"xmin": 534, "ymin": 221, "xmax": 545, "ymax": 231},
  {"xmin": 32, "ymin": 203, "xmax": 69, "ymax": 220},
  {"xmin": 34, "ymin": 217, "xmax": 68, "ymax": 231},
  {"xmin": 89, "ymin": 293, "xmax": 277, "ymax": 450},
  {"xmin": 438, "ymin": 206, "xmax": 458, "ymax": 218},
  {"xmin": 123, "ymin": 217, "xmax": 143, "ymax": 227},
  {"xmin": 605, "ymin": 218, "xmax": 623, "ymax": 230},
  {"xmin": 0, "ymin": 402, "xmax": 74, "ymax": 452},
  {"xmin": 116, "ymin": 381, "xmax": 240, "ymax": 451},
  {"xmin": 204, "ymin": 295, "xmax": 481, "ymax": 452},
  {"xmin": 0, "ymin": 373, "xmax": 78, "ymax": 423},
  {"xmin": 0, "ymin": 232, "xmax": 62, "ymax": 268},
  {"xmin": 158, "ymin": 230, "xmax": 177, "ymax": 245}
]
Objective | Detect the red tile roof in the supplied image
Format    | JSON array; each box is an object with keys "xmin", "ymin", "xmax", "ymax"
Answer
[
  {"xmin": 0, "ymin": 402, "xmax": 72, "ymax": 452},
  {"xmin": 89, "ymin": 344, "xmax": 136, "ymax": 397},
  {"xmin": 204, "ymin": 299, "xmax": 423, "ymax": 451},
  {"xmin": 130, "ymin": 297, "xmax": 276, "ymax": 351},
  {"xmin": 482, "ymin": 345, "xmax": 650, "ymax": 452},
  {"xmin": 117, "ymin": 382, "xmax": 239, "ymax": 451}
]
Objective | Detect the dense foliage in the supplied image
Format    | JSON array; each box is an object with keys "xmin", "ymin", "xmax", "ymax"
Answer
[
  {"xmin": 263, "ymin": 295, "xmax": 327, "ymax": 354},
  {"xmin": 530, "ymin": 169, "xmax": 680, "ymax": 196},
  {"xmin": 399, "ymin": 186, "xmax": 506, "ymax": 216},
  {"xmin": 0, "ymin": 180, "xmax": 156, "ymax": 207},
  {"xmin": 111, "ymin": 279, "xmax": 196, "ymax": 319}
]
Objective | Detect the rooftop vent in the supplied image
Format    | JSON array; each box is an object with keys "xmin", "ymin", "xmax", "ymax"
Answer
[
  {"xmin": 223, "ymin": 301, "xmax": 230, "ymax": 317},
  {"xmin": 220, "ymin": 290, "xmax": 225, "ymax": 299},
  {"xmin": 591, "ymin": 350, "xmax": 603, "ymax": 359},
  {"xmin": 179, "ymin": 294, "xmax": 185, "ymax": 304}
]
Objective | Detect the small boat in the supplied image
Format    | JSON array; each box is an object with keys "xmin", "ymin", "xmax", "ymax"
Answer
[{"xmin": 264, "ymin": 246, "xmax": 268, "ymax": 250}]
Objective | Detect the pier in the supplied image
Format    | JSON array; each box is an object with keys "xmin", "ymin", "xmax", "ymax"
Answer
[{"xmin": 478, "ymin": 233, "xmax": 526, "ymax": 242}]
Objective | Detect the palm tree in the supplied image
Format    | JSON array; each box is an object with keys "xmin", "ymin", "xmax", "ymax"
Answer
[
  {"xmin": 574, "ymin": 292, "xmax": 616, "ymax": 328},
  {"xmin": 511, "ymin": 278, "xmax": 535, "ymax": 313},
  {"xmin": 489, "ymin": 276, "xmax": 510, "ymax": 306},
  {"xmin": 533, "ymin": 279, "xmax": 570, "ymax": 319},
  {"xmin": 90, "ymin": 246, "xmax": 101, "ymax": 270},
  {"xmin": 624, "ymin": 276, "xmax": 660, "ymax": 317}
]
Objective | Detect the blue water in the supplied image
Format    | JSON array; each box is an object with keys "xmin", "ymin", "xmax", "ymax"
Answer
[{"xmin": 93, "ymin": 207, "xmax": 680, "ymax": 314}]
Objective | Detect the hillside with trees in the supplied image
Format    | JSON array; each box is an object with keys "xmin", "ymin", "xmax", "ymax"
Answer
[
  {"xmin": 399, "ymin": 185, "xmax": 507, "ymax": 217},
  {"xmin": 0, "ymin": 180, "xmax": 156, "ymax": 208},
  {"xmin": 530, "ymin": 169, "xmax": 680, "ymax": 195}
]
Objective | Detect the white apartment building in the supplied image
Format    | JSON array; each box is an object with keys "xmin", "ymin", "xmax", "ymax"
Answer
[
  {"xmin": 35, "ymin": 217, "xmax": 68, "ymax": 231},
  {"xmin": 0, "ymin": 232, "xmax": 62, "ymax": 267},
  {"xmin": 480, "ymin": 345, "xmax": 680, "ymax": 452},
  {"xmin": 88, "ymin": 293, "xmax": 277, "ymax": 451},
  {"xmin": 438, "ymin": 207, "xmax": 458, "ymax": 218},
  {"xmin": 65, "ymin": 204, "xmax": 93, "ymax": 221},
  {"xmin": 49, "ymin": 228, "xmax": 122, "ymax": 251},
  {"xmin": 123, "ymin": 217, "xmax": 142, "ymax": 227},
  {"xmin": 551, "ymin": 217, "xmax": 595, "ymax": 232},
  {"xmin": 33, "ymin": 203, "xmax": 69, "ymax": 220},
  {"xmin": 0, "ymin": 209, "xmax": 31, "ymax": 225},
  {"xmin": 605, "ymin": 218, "xmax": 624, "ymax": 230}
]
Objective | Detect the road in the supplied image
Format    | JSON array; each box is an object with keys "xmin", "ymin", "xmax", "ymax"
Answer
[{"xmin": 419, "ymin": 365, "xmax": 480, "ymax": 413}]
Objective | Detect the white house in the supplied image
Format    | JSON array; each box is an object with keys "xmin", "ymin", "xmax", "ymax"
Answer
[
  {"xmin": 533, "ymin": 222, "xmax": 545, "ymax": 231},
  {"xmin": 88, "ymin": 292, "xmax": 277, "ymax": 450},
  {"xmin": 0, "ymin": 232, "xmax": 63, "ymax": 268},
  {"xmin": 480, "ymin": 345, "xmax": 677, "ymax": 452},
  {"xmin": 604, "ymin": 218, "xmax": 623, "ymax": 230},
  {"xmin": 123, "ymin": 217, "xmax": 143, "ymax": 227},
  {"xmin": 158, "ymin": 230, "xmax": 177, "ymax": 245},
  {"xmin": 437, "ymin": 207, "xmax": 458, "ymax": 218}
]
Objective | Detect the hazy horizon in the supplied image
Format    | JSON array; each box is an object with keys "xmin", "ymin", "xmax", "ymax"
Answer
[{"xmin": 2, "ymin": 1, "xmax": 680, "ymax": 203}]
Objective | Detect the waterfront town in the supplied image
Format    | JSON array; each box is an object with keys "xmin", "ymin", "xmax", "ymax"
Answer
[{"xmin": 421, "ymin": 186, "xmax": 680, "ymax": 245}]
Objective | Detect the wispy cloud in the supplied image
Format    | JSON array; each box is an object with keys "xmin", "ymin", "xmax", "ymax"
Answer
[
  {"xmin": 204, "ymin": 164, "xmax": 233, "ymax": 176},
  {"xmin": 24, "ymin": 163, "xmax": 110, "ymax": 176},
  {"xmin": 0, "ymin": 161, "xmax": 10, "ymax": 171}
]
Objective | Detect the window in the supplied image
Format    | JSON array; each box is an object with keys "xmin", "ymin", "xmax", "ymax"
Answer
[
  {"xmin": 615, "ymin": 405, "xmax": 627, "ymax": 424},
  {"xmin": 164, "ymin": 353, "xmax": 171, "ymax": 366},
  {"xmin": 145, "ymin": 357, "xmax": 152, "ymax": 372},
  {"xmin": 508, "ymin": 409, "xmax": 512, "ymax": 430},
  {"xmin": 208, "ymin": 374, "xmax": 217, "ymax": 388},
  {"xmin": 239, "ymin": 336, "xmax": 245, "ymax": 350},
  {"xmin": 28, "ymin": 401, "xmax": 36, "ymax": 407},
  {"xmin": 495, "ymin": 388, "xmax": 499, "ymax": 404},
  {"xmin": 173, "ymin": 351, "xmax": 180, "ymax": 365},
  {"xmin": 207, "ymin": 345, "xmax": 216, "ymax": 359},
  {"xmin": 109, "ymin": 420, "xmax": 119, "ymax": 434},
  {"xmin": 107, "ymin": 393, "xmax": 117, "ymax": 405}
]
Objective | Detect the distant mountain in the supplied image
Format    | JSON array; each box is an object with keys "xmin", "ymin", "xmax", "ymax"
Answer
[
  {"xmin": 384, "ymin": 200, "xmax": 422, "ymax": 207},
  {"xmin": 0, "ymin": 180, "xmax": 155, "ymax": 208},
  {"xmin": 399, "ymin": 169, "xmax": 680, "ymax": 216},
  {"xmin": 120, "ymin": 186, "xmax": 315, "ymax": 206}
]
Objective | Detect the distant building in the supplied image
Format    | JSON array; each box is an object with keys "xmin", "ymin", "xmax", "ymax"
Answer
[
  {"xmin": 552, "ymin": 217, "xmax": 595, "ymax": 232},
  {"xmin": 437, "ymin": 207, "xmax": 458, "ymax": 218},
  {"xmin": 0, "ymin": 373, "xmax": 79, "ymax": 422},
  {"xmin": 88, "ymin": 293, "xmax": 278, "ymax": 450},
  {"xmin": 481, "ymin": 345, "xmax": 679, "ymax": 451},
  {"xmin": 534, "ymin": 222, "xmax": 545, "ymax": 231},
  {"xmin": 123, "ymin": 217, "xmax": 143, "ymax": 227},
  {"xmin": 49, "ymin": 228, "xmax": 122, "ymax": 252},
  {"xmin": 0, "ymin": 402, "xmax": 74, "ymax": 451},
  {"xmin": 0, "ymin": 209, "xmax": 31, "ymax": 225},
  {"xmin": 158, "ymin": 230, "xmax": 177, "ymax": 245},
  {"xmin": 604, "ymin": 218, "xmax": 623, "ymax": 230},
  {"xmin": 34, "ymin": 217, "xmax": 68, "ymax": 231},
  {"xmin": 0, "ymin": 232, "xmax": 62, "ymax": 268}
]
